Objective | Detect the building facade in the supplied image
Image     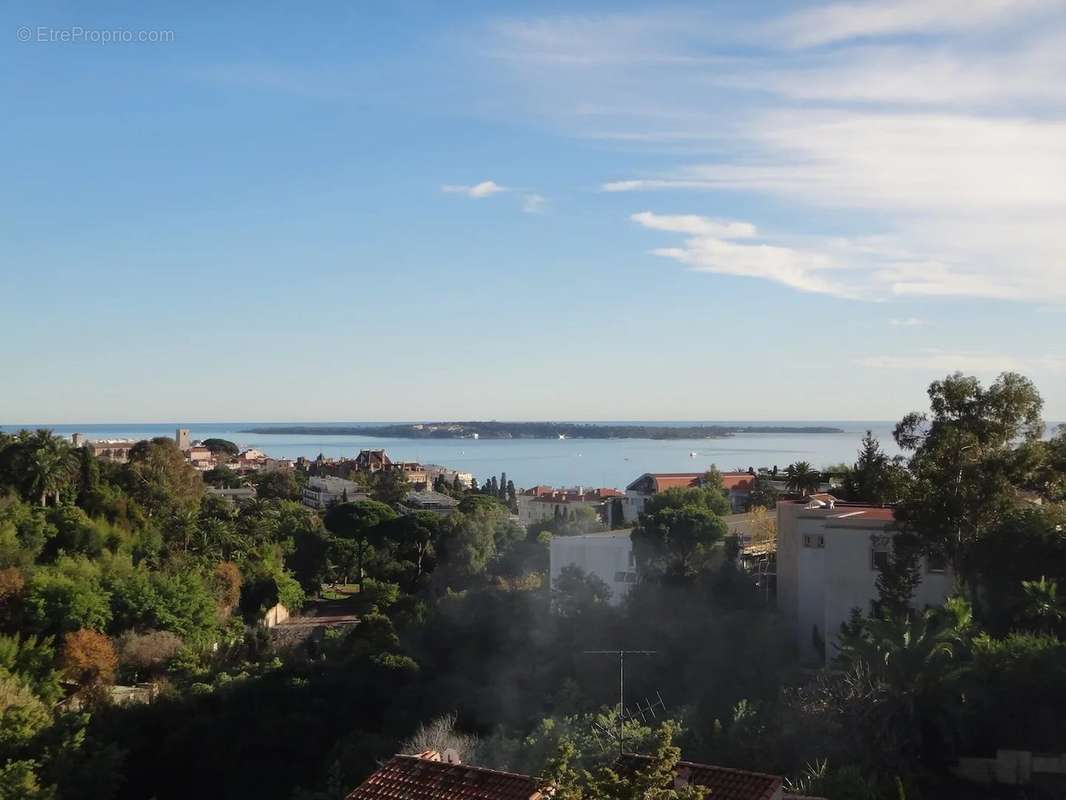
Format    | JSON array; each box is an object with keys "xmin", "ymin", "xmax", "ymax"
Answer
[
  {"xmin": 517, "ymin": 486, "xmax": 623, "ymax": 527},
  {"xmin": 776, "ymin": 498, "xmax": 952, "ymax": 664},
  {"xmin": 302, "ymin": 476, "xmax": 369, "ymax": 510},
  {"xmin": 549, "ymin": 531, "xmax": 636, "ymax": 605}
]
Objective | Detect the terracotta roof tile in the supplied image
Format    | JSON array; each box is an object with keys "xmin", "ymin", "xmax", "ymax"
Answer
[{"xmin": 345, "ymin": 755, "xmax": 539, "ymax": 800}]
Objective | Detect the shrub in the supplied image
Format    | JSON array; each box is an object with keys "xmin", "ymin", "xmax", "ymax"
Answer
[
  {"xmin": 60, "ymin": 629, "xmax": 117, "ymax": 687},
  {"xmin": 117, "ymin": 630, "xmax": 185, "ymax": 679}
]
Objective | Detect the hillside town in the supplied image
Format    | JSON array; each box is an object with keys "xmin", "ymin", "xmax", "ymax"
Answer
[{"xmin": 0, "ymin": 376, "xmax": 1047, "ymax": 799}]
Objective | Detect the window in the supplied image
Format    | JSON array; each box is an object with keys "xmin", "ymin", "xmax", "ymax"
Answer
[
  {"xmin": 803, "ymin": 534, "xmax": 825, "ymax": 549},
  {"xmin": 871, "ymin": 549, "xmax": 890, "ymax": 571},
  {"xmin": 628, "ymin": 551, "xmax": 636, "ymax": 567},
  {"xmin": 614, "ymin": 571, "xmax": 638, "ymax": 584}
]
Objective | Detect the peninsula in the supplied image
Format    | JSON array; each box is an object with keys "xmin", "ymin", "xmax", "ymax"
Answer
[{"xmin": 239, "ymin": 421, "xmax": 845, "ymax": 439}]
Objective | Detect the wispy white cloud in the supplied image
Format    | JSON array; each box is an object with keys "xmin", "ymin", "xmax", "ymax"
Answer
[
  {"xmin": 889, "ymin": 317, "xmax": 925, "ymax": 327},
  {"xmin": 522, "ymin": 193, "xmax": 546, "ymax": 213},
  {"xmin": 486, "ymin": 5, "xmax": 1066, "ymax": 303},
  {"xmin": 773, "ymin": 0, "xmax": 1056, "ymax": 49},
  {"xmin": 441, "ymin": 180, "xmax": 508, "ymax": 198},
  {"xmin": 630, "ymin": 211, "xmax": 755, "ymax": 239},
  {"xmin": 631, "ymin": 211, "xmax": 859, "ymax": 298}
]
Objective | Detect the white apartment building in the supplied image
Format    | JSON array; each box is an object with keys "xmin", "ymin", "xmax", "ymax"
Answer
[
  {"xmin": 776, "ymin": 498, "xmax": 952, "ymax": 664},
  {"xmin": 549, "ymin": 531, "xmax": 637, "ymax": 606},
  {"xmin": 301, "ymin": 476, "xmax": 369, "ymax": 510},
  {"xmin": 517, "ymin": 486, "xmax": 623, "ymax": 528}
]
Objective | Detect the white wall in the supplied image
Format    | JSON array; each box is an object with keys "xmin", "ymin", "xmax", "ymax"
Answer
[
  {"xmin": 549, "ymin": 532, "xmax": 636, "ymax": 606},
  {"xmin": 777, "ymin": 502, "xmax": 953, "ymax": 663}
]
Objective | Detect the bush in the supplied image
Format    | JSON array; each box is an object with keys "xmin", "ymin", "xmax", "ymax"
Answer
[
  {"xmin": 60, "ymin": 629, "xmax": 117, "ymax": 688},
  {"xmin": 117, "ymin": 630, "xmax": 185, "ymax": 680}
]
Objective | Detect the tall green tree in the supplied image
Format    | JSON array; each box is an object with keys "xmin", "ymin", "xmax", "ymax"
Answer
[
  {"xmin": 324, "ymin": 500, "xmax": 397, "ymax": 588},
  {"xmin": 124, "ymin": 438, "xmax": 205, "ymax": 517},
  {"xmin": 894, "ymin": 371, "xmax": 1044, "ymax": 579},
  {"xmin": 842, "ymin": 431, "xmax": 910, "ymax": 504},
  {"xmin": 22, "ymin": 431, "xmax": 79, "ymax": 507},
  {"xmin": 631, "ymin": 505, "xmax": 726, "ymax": 580}
]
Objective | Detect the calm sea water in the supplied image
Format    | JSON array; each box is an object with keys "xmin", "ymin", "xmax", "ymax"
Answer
[{"xmin": 0, "ymin": 421, "xmax": 906, "ymax": 489}]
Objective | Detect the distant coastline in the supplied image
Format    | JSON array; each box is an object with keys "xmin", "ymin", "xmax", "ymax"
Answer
[{"xmin": 238, "ymin": 421, "xmax": 846, "ymax": 440}]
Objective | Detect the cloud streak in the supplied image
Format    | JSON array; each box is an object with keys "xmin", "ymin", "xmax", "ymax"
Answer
[
  {"xmin": 485, "ymin": 3, "xmax": 1066, "ymax": 303},
  {"xmin": 441, "ymin": 180, "xmax": 508, "ymax": 198}
]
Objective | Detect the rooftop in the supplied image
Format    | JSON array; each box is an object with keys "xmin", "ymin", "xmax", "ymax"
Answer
[{"xmin": 345, "ymin": 754, "xmax": 539, "ymax": 800}]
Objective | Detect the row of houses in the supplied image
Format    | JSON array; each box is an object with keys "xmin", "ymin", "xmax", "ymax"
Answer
[
  {"xmin": 71, "ymin": 429, "xmax": 295, "ymax": 474},
  {"xmin": 516, "ymin": 470, "xmax": 759, "ymax": 529},
  {"xmin": 547, "ymin": 477, "xmax": 952, "ymax": 664}
]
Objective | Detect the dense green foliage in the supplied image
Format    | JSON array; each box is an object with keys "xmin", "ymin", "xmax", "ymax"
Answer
[{"xmin": 0, "ymin": 370, "xmax": 1064, "ymax": 799}]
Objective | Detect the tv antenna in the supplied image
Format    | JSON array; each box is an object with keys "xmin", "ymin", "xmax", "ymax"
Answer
[{"xmin": 583, "ymin": 650, "xmax": 660, "ymax": 756}]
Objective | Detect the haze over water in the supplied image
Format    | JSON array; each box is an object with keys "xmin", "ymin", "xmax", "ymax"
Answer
[{"xmin": 1, "ymin": 421, "xmax": 906, "ymax": 488}]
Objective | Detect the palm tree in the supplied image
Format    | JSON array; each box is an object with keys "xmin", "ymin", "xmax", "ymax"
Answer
[
  {"xmin": 23, "ymin": 429, "xmax": 79, "ymax": 506},
  {"xmin": 835, "ymin": 600, "xmax": 972, "ymax": 767},
  {"xmin": 1021, "ymin": 576, "xmax": 1066, "ymax": 634},
  {"xmin": 784, "ymin": 461, "xmax": 821, "ymax": 496}
]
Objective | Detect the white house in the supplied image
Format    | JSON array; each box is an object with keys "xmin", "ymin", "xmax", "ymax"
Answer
[
  {"xmin": 549, "ymin": 531, "xmax": 636, "ymax": 605},
  {"xmin": 517, "ymin": 486, "xmax": 623, "ymax": 528},
  {"xmin": 301, "ymin": 476, "xmax": 369, "ymax": 510},
  {"xmin": 776, "ymin": 498, "xmax": 952, "ymax": 664}
]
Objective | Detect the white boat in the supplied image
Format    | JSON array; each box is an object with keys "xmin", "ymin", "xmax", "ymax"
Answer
[{"xmin": 689, "ymin": 451, "xmax": 698, "ymax": 457}]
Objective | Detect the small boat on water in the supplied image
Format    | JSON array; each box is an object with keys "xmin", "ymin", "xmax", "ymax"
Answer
[{"xmin": 689, "ymin": 451, "xmax": 698, "ymax": 457}]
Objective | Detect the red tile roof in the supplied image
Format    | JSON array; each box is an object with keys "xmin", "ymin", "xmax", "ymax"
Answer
[
  {"xmin": 619, "ymin": 755, "xmax": 782, "ymax": 800},
  {"xmin": 719, "ymin": 473, "xmax": 756, "ymax": 492},
  {"xmin": 345, "ymin": 755, "xmax": 540, "ymax": 800},
  {"xmin": 627, "ymin": 472, "xmax": 755, "ymax": 494},
  {"xmin": 646, "ymin": 473, "xmax": 703, "ymax": 491}
]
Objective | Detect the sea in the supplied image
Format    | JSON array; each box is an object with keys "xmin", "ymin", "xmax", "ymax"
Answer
[{"xmin": 0, "ymin": 421, "xmax": 909, "ymax": 489}]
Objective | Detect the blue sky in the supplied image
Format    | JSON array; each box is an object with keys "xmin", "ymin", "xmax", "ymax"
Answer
[{"xmin": 2, "ymin": 0, "xmax": 1065, "ymax": 423}]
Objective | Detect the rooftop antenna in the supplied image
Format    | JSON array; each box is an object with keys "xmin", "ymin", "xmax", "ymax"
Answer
[{"xmin": 583, "ymin": 650, "xmax": 658, "ymax": 757}]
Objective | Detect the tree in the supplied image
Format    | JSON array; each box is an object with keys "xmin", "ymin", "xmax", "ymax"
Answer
[
  {"xmin": 22, "ymin": 430, "xmax": 79, "ymax": 507},
  {"xmin": 324, "ymin": 500, "xmax": 398, "ymax": 587},
  {"xmin": 833, "ymin": 601, "xmax": 972, "ymax": 769},
  {"xmin": 552, "ymin": 565, "xmax": 612, "ymax": 617},
  {"xmin": 874, "ymin": 532, "xmax": 923, "ymax": 620},
  {"xmin": 125, "ymin": 437, "xmax": 205, "ymax": 516},
  {"xmin": 369, "ymin": 470, "xmax": 409, "ymax": 508},
  {"xmin": 256, "ymin": 470, "xmax": 302, "ymax": 501},
  {"xmin": 631, "ymin": 505, "xmax": 727, "ymax": 580},
  {"xmin": 201, "ymin": 439, "xmax": 240, "ymax": 459},
  {"xmin": 1021, "ymin": 576, "xmax": 1066, "ymax": 635},
  {"xmin": 746, "ymin": 477, "xmax": 778, "ymax": 511},
  {"xmin": 372, "ymin": 513, "xmax": 444, "ymax": 592},
  {"xmin": 894, "ymin": 372, "xmax": 1045, "ymax": 578},
  {"xmin": 22, "ymin": 561, "xmax": 112, "ymax": 635},
  {"xmin": 210, "ymin": 561, "xmax": 242, "ymax": 616},
  {"xmin": 116, "ymin": 630, "xmax": 184, "ymax": 680},
  {"xmin": 203, "ymin": 466, "xmax": 243, "ymax": 489},
  {"xmin": 60, "ymin": 628, "xmax": 117, "ymax": 688},
  {"xmin": 539, "ymin": 721, "xmax": 702, "ymax": 800},
  {"xmin": 842, "ymin": 431, "xmax": 910, "ymax": 504},
  {"xmin": 784, "ymin": 462, "xmax": 820, "ymax": 497}
]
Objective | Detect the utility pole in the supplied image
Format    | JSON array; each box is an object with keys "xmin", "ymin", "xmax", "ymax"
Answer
[{"xmin": 583, "ymin": 650, "xmax": 656, "ymax": 757}]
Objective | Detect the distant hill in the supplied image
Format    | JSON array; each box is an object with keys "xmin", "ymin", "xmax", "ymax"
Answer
[{"xmin": 239, "ymin": 422, "xmax": 845, "ymax": 439}]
